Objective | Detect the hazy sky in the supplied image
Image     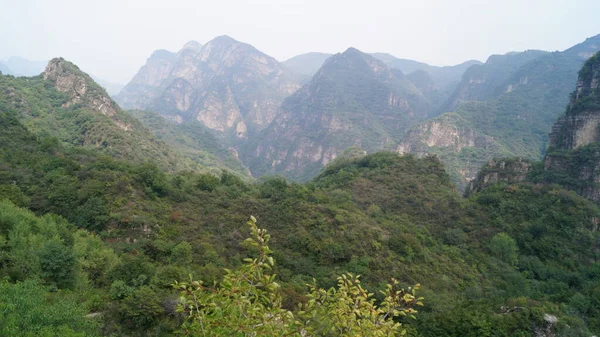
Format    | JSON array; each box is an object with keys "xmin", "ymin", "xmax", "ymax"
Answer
[{"xmin": 1, "ymin": 0, "xmax": 600, "ymax": 84}]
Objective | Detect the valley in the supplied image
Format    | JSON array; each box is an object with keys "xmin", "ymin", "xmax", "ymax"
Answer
[{"xmin": 1, "ymin": 18, "xmax": 600, "ymax": 337}]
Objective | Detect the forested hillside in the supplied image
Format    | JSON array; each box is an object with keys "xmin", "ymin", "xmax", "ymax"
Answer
[
  {"xmin": 398, "ymin": 34, "xmax": 600, "ymax": 190},
  {"xmin": 1, "ymin": 34, "xmax": 600, "ymax": 337},
  {"xmin": 1, "ymin": 106, "xmax": 599, "ymax": 336}
]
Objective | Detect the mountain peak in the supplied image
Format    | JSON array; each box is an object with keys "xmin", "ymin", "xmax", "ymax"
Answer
[
  {"xmin": 181, "ymin": 40, "xmax": 203, "ymax": 52},
  {"xmin": 342, "ymin": 47, "xmax": 362, "ymax": 55},
  {"xmin": 43, "ymin": 57, "xmax": 87, "ymax": 83},
  {"xmin": 209, "ymin": 35, "xmax": 240, "ymax": 46},
  {"xmin": 43, "ymin": 58, "xmax": 123, "ymax": 121},
  {"xmin": 567, "ymin": 51, "xmax": 600, "ymax": 114},
  {"xmin": 150, "ymin": 49, "xmax": 176, "ymax": 60}
]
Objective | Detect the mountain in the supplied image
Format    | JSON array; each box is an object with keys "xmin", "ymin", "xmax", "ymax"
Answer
[
  {"xmin": 543, "ymin": 51, "xmax": 600, "ymax": 201},
  {"xmin": 397, "ymin": 34, "xmax": 600, "ymax": 190},
  {"xmin": 441, "ymin": 50, "xmax": 549, "ymax": 112},
  {"xmin": 282, "ymin": 52, "xmax": 332, "ymax": 77},
  {"xmin": 370, "ymin": 53, "xmax": 432, "ymax": 74},
  {"xmin": 4, "ymin": 56, "xmax": 47, "ymax": 76},
  {"xmin": 0, "ymin": 62, "xmax": 10, "ymax": 74},
  {"xmin": 283, "ymin": 51, "xmax": 480, "ymax": 99},
  {"xmin": 116, "ymin": 36, "xmax": 302, "ymax": 143},
  {"xmin": 372, "ymin": 53, "xmax": 482, "ymax": 102},
  {"xmin": 113, "ymin": 48, "xmax": 179, "ymax": 110},
  {"xmin": 91, "ymin": 75, "xmax": 124, "ymax": 96},
  {"xmin": 129, "ymin": 109, "xmax": 249, "ymax": 176},
  {"xmin": 245, "ymin": 48, "xmax": 431, "ymax": 180},
  {"xmin": 0, "ymin": 58, "xmax": 196, "ymax": 172},
  {"xmin": 2, "ymin": 66, "xmax": 600, "ymax": 335}
]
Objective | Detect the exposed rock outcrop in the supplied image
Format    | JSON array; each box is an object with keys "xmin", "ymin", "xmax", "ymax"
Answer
[
  {"xmin": 466, "ymin": 158, "xmax": 532, "ymax": 195},
  {"xmin": 399, "ymin": 35, "xmax": 600, "ymax": 192},
  {"xmin": 44, "ymin": 58, "xmax": 131, "ymax": 131},
  {"xmin": 246, "ymin": 47, "xmax": 431, "ymax": 180},
  {"xmin": 397, "ymin": 113, "xmax": 504, "ymax": 190},
  {"xmin": 543, "ymin": 52, "xmax": 600, "ymax": 201},
  {"xmin": 441, "ymin": 50, "xmax": 548, "ymax": 112},
  {"xmin": 116, "ymin": 36, "xmax": 302, "ymax": 142}
]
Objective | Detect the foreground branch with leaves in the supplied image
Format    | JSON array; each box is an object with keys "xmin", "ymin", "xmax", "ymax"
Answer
[{"xmin": 174, "ymin": 216, "xmax": 423, "ymax": 336}]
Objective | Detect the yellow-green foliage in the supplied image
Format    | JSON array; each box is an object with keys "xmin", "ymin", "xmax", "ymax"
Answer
[{"xmin": 175, "ymin": 217, "xmax": 422, "ymax": 336}]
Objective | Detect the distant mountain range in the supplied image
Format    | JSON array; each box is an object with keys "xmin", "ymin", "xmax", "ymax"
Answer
[
  {"xmin": 116, "ymin": 37, "xmax": 481, "ymax": 180},
  {"xmin": 245, "ymin": 47, "xmax": 431, "ymax": 179},
  {"xmin": 397, "ymin": 34, "xmax": 600, "ymax": 189},
  {"xmin": 115, "ymin": 36, "xmax": 302, "ymax": 145},
  {"xmin": 283, "ymin": 52, "xmax": 481, "ymax": 98},
  {"xmin": 111, "ymin": 33, "xmax": 600, "ymax": 185}
]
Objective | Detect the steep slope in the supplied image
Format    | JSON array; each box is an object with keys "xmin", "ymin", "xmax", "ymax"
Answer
[
  {"xmin": 0, "ymin": 62, "xmax": 10, "ymax": 74},
  {"xmin": 282, "ymin": 52, "xmax": 332, "ymax": 77},
  {"xmin": 441, "ymin": 50, "xmax": 549, "ymax": 112},
  {"xmin": 114, "ymin": 48, "xmax": 179, "ymax": 109},
  {"xmin": 370, "ymin": 53, "xmax": 432, "ymax": 74},
  {"xmin": 0, "ymin": 58, "xmax": 196, "ymax": 171},
  {"xmin": 285, "ymin": 51, "xmax": 480, "ymax": 101},
  {"xmin": 129, "ymin": 110, "xmax": 249, "ymax": 176},
  {"xmin": 116, "ymin": 36, "xmax": 302, "ymax": 143},
  {"xmin": 2, "ymin": 98, "xmax": 600, "ymax": 337},
  {"xmin": 406, "ymin": 70, "xmax": 446, "ymax": 109},
  {"xmin": 543, "ymin": 52, "xmax": 600, "ymax": 201},
  {"xmin": 398, "ymin": 34, "xmax": 600, "ymax": 190},
  {"xmin": 372, "ymin": 53, "xmax": 482, "ymax": 102},
  {"xmin": 246, "ymin": 48, "xmax": 431, "ymax": 180}
]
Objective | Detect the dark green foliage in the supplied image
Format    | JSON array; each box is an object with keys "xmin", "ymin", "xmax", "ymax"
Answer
[
  {"xmin": 1, "ymin": 72, "xmax": 600, "ymax": 336},
  {"xmin": 403, "ymin": 41, "xmax": 600, "ymax": 190},
  {"xmin": 129, "ymin": 110, "xmax": 249, "ymax": 176},
  {"xmin": 39, "ymin": 241, "xmax": 76, "ymax": 289},
  {"xmin": 567, "ymin": 52, "xmax": 600, "ymax": 114},
  {"xmin": 118, "ymin": 286, "xmax": 165, "ymax": 330}
]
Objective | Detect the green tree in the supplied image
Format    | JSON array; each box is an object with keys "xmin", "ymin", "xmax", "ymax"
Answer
[
  {"xmin": 490, "ymin": 233, "xmax": 519, "ymax": 266},
  {"xmin": 0, "ymin": 279, "xmax": 99, "ymax": 336},
  {"xmin": 119, "ymin": 286, "xmax": 165, "ymax": 330},
  {"xmin": 39, "ymin": 241, "xmax": 76, "ymax": 289},
  {"xmin": 175, "ymin": 217, "xmax": 423, "ymax": 336}
]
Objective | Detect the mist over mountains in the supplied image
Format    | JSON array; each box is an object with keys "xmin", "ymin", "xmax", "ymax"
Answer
[
  {"xmin": 111, "ymin": 33, "xmax": 600, "ymax": 185},
  {"xmin": 3, "ymin": 27, "xmax": 600, "ymax": 337}
]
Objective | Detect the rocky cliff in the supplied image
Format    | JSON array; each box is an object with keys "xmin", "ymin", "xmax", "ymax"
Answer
[
  {"xmin": 0, "ymin": 58, "xmax": 206, "ymax": 172},
  {"xmin": 544, "ymin": 52, "xmax": 600, "ymax": 201},
  {"xmin": 441, "ymin": 50, "xmax": 548, "ymax": 112},
  {"xmin": 466, "ymin": 158, "xmax": 532, "ymax": 195},
  {"xmin": 44, "ymin": 58, "xmax": 133, "ymax": 131},
  {"xmin": 398, "ymin": 35, "xmax": 600, "ymax": 191},
  {"xmin": 397, "ymin": 113, "xmax": 504, "ymax": 190},
  {"xmin": 246, "ymin": 47, "xmax": 431, "ymax": 180},
  {"xmin": 116, "ymin": 36, "xmax": 302, "ymax": 142}
]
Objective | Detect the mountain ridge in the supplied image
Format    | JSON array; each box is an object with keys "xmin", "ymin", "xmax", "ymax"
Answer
[{"xmin": 245, "ymin": 47, "xmax": 431, "ymax": 180}]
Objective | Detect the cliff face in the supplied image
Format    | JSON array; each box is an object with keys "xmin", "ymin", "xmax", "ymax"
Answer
[
  {"xmin": 544, "ymin": 52, "xmax": 600, "ymax": 201},
  {"xmin": 548, "ymin": 52, "xmax": 600, "ymax": 150},
  {"xmin": 115, "ymin": 49, "xmax": 177, "ymax": 110},
  {"xmin": 44, "ymin": 58, "xmax": 131, "ymax": 131},
  {"xmin": 441, "ymin": 50, "xmax": 549, "ymax": 112},
  {"xmin": 116, "ymin": 36, "xmax": 302, "ymax": 142},
  {"xmin": 245, "ymin": 48, "xmax": 431, "ymax": 180},
  {"xmin": 397, "ymin": 35, "xmax": 600, "ymax": 192},
  {"xmin": 397, "ymin": 113, "xmax": 503, "ymax": 190},
  {"xmin": 466, "ymin": 158, "xmax": 532, "ymax": 196}
]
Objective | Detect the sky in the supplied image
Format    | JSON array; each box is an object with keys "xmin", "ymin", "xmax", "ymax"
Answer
[{"xmin": 1, "ymin": 0, "xmax": 600, "ymax": 84}]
